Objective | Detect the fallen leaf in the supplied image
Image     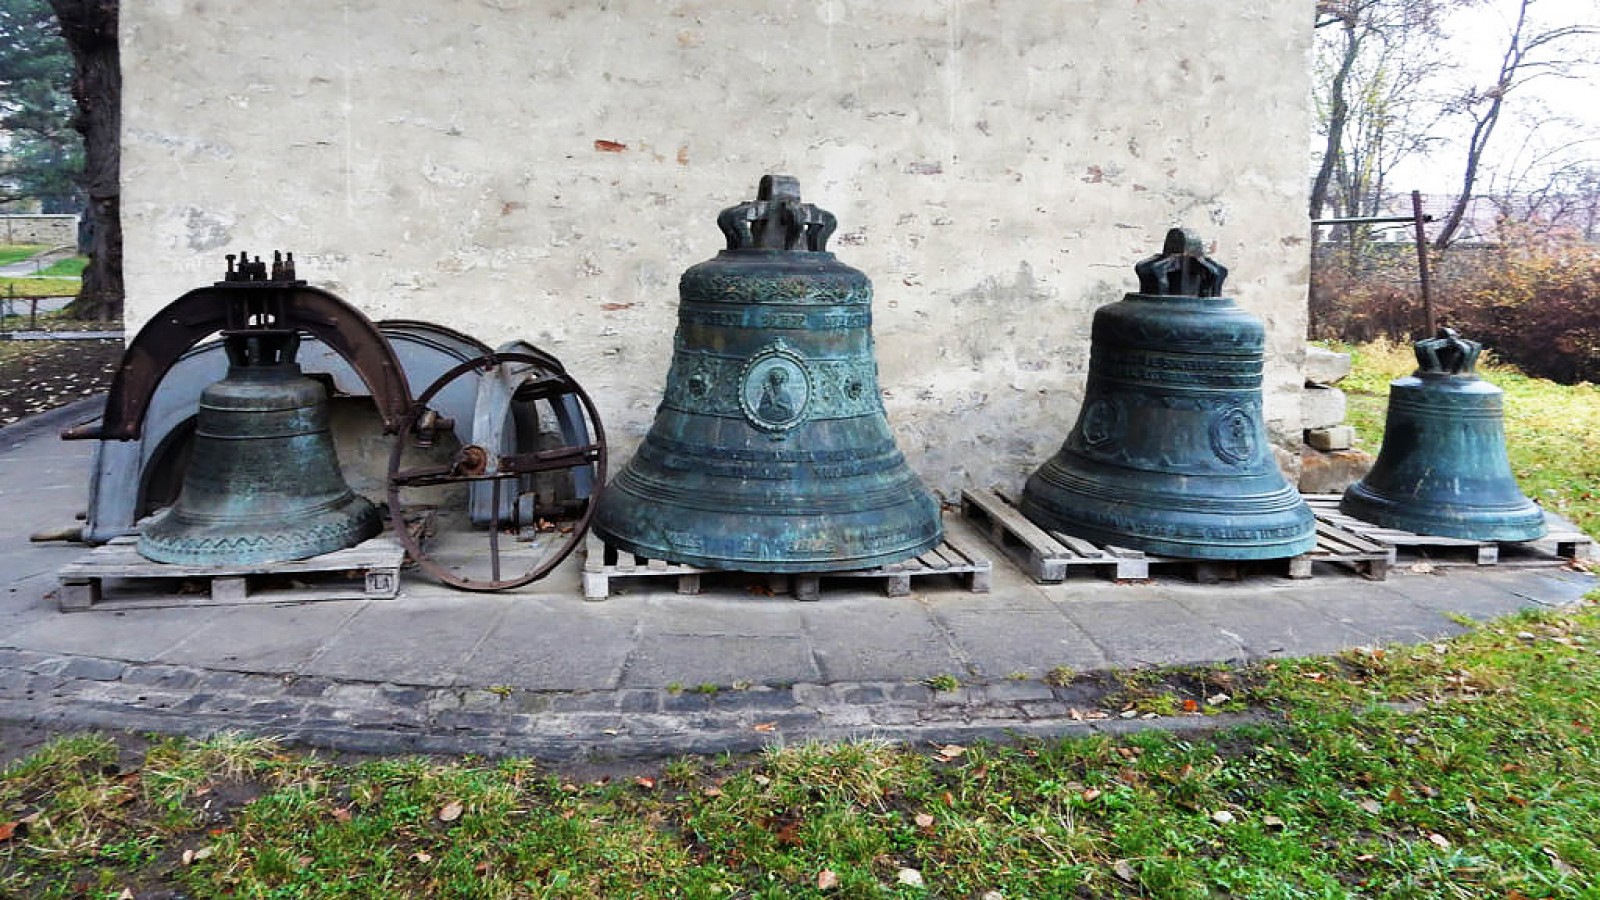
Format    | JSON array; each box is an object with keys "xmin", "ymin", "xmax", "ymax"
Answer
[
  {"xmin": 1207, "ymin": 692, "xmax": 1232, "ymax": 706},
  {"xmin": 1428, "ymin": 832, "xmax": 1451, "ymax": 849},
  {"xmin": 1081, "ymin": 787, "xmax": 1102, "ymax": 802},
  {"xmin": 817, "ymin": 869, "xmax": 839, "ymax": 890},
  {"xmin": 119, "ymin": 890, "xmax": 133, "ymax": 900},
  {"xmin": 896, "ymin": 867, "xmax": 924, "ymax": 887},
  {"xmin": 1388, "ymin": 785, "xmax": 1406, "ymax": 803},
  {"xmin": 1113, "ymin": 859, "xmax": 1137, "ymax": 882},
  {"xmin": 438, "ymin": 800, "xmax": 464, "ymax": 822},
  {"xmin": 753, "ymin": 774, "xmax": 771, "ymax": 786},
  {"xmin": 937, "ymin": 743, "xmax": 966, "ymax": 760},
  {"xmin": 593, "ymin": 139, "xmax": 627, "ymax": 153},
  {"xmin": 635, "ymin": 776, "xmax": 656, "ymax": 790},
  {"xmin": 1262, "ymin": 814, "xmax": 1286, "ymax": 828},
  {"xmin": 1542, "ymin": 846, "xmax": 1578, "ymax": 877},
  {"xmin": 193, "ymin": 845, "xmax": 215, "ymax": 861},
  {"xmin": 0, "ymin": 821, "xmax": 17, "ymax": 842},
  {"xmin": 914, "ymin": 812, "xmax": 935, "ymax": 828},
  {"xmin": 1211, "ymin": 810, "xmax": 1235, "ymax": 824},
  {"xmin": 331, "ymin": 807, "xmax": 352, "ymax": 823},
  {"xmin": 1410, "ymin": 561, "xmax": 1436, "ymax": 574},
  {"xmin": 1182, "ymin": 699, "xmax": 1200, "ymax": 713},
  {"xmin": 753, "ymin": 722, "xmax": 777, "ymax": 732},
  {"xmin": 703, "ymin": 786, "xmax": 723, "ymax": 798},
  {"xmin": 982, "ymin": 893, "xmax": 1005, "ymax": 900},
  {"xmin": 413, "ymin": 850, "xmax": 433, "ymax": 863},
  {"xmin": 1359, "ymin": 799, "xmax": 1383, "ymax": 815}
]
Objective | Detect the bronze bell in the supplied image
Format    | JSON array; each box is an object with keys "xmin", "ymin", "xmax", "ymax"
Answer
[
  {"xmin": 593, "ymin": 174, "xmax": 943, "ymax": 572},
  {"xmin": 1019, "ymin": 229, "xmax": 1316, "ymax": 560},
  {"xmin": 1341, "ymin": 328, "xmax": 1545, "ymax": 541},
  {"xmin": 138, "ymin": 328, "xmax": 382, "ymax": 565}
]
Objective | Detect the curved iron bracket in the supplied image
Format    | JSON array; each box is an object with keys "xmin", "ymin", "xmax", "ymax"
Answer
[{"xmin": 64, "ymin": 281, "xmax": 412, "ymax": 441}]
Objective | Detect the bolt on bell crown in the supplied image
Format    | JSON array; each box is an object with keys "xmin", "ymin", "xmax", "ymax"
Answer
[
  {"xmin": 1340, "ymin": 327, "xmax": 1546, "ymax": 541},
  {"xmin": 1018, "ymin": 228, "xmax": 1316, "ymax": 560},
  {"xmin": 592, "ymin": 175, "xmax": 943, "ymax": 572}
]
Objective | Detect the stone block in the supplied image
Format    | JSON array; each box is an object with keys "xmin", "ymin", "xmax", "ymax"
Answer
[
  {"xmin": 1305, "ymin": 346, "xmax": 1353, "ymax": 386},
  {"xmin": 1301, "ymin": 384, "xmax": 1347, "ymax": 430},
  {"xmin": 1306, "ymin": 425, "xmax": 1355, "ymax": 451},
  {"xmin": 1298, "ymin": 445, "xmax": 1375, "ymax": 494}
]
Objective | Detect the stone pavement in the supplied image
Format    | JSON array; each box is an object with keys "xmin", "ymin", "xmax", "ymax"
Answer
[{"xmin": 1, "ymin": 399, "xmax": 1594, "ymax": 760}]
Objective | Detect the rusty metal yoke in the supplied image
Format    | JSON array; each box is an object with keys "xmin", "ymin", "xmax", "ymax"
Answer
[{"xmin": 63, "ymin": 251, "xmax": 412, "ymax": 442}]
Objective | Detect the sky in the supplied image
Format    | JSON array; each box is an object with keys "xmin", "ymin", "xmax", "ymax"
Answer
[{"xmin": 1385, "ymin": 0, "xmax": 1600, "ymax": 195}]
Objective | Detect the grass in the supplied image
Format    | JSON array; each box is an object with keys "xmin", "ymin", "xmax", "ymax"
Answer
[
  {"xmin": 0, "ymin": 276, "xmax": 79, "ymax": 298},
  {"xmin": 1332, "ymin": 338, "xmax": 1600, "ymax": 539},
  {"xmin": 4, "ymin": 599, "xmax": 1600, "ymax": 897},
  {"xmin": 32, "ymin": 256, "xmax": 86, "ymax": 278},
  {"xmin": 0, "ymin": 245, "xmax": 50, "ymax": 267}
]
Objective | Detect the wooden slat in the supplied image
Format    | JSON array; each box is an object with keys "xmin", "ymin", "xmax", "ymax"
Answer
[{"xmin": 1049, "ymin": 531, "xmax": 1106, "ymax": 559}]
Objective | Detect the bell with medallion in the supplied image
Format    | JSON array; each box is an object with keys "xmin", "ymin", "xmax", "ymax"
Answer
[
  {"xmin": 593, "ymin": 175, "xmax": 943, "ymax": 572},
  {"xmin": 1019, "ymin": 229, "xmax": 1316, "ymax": 560}
]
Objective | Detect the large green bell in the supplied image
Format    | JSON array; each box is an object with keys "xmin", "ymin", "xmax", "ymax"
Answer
[
  {"xmin": 138, "ymin": 329, "xmax": 382, "ymax": 565},
  {"xmin": 1019, "ymin": 229, "xmax": 1316, "ymax": 560},
  {"xmin": 593, "ymin": 175, "xmax": 942, "ymax": 572},
  {"xmin": 1341, "ymin": 328, "xmax": 1545, "ymax": 541}
]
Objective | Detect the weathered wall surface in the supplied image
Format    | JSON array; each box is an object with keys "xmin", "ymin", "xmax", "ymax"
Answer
[
  {"xmin": 1, "ymin": 215, "xmax": 78, "ymax": 247},
  {"xmin": 122, "ymin": 0, "xmax": 1315, "ymax": 498}
]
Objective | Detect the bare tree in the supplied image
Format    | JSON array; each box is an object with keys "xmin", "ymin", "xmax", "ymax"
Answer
[
  {"xmin": 46, "ymin": 0, "xmax": 119, "ymax": 320},
  {"xmin": 1310, "ymin": 0, "xmax": 1448, "ymax": 222},
  {"xmin": 1432, "ymin": 0, "xmax": 1599, "ymax": 247}
]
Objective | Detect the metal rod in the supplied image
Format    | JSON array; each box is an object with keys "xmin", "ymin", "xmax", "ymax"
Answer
[
  {"xmin": 1412, "ymin": 190, "xmax": 1435, "ymax": 335},
  {"xmin": 489, "ymin": 477, "xmax": 501, "ymax": 583},
  {"xmin": 1311, "ymin": 214, "xmax": 1434, "ymax": 226}
]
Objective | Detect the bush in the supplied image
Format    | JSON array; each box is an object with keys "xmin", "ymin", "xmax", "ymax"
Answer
[{"xmin": 1312, "ymin": 228, "xmax": 1600, "ymax": 385}]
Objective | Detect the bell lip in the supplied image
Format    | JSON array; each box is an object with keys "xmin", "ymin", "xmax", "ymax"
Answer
[
  {"xmin": 1015, "ymin": 504, "xmax": 1317, "ymax": 561},
  {"xmin": 1340, "ymin": 481, "xmax": 1548, "ymax": 542},
  {"xmin": 136, "ymin": 496, "xmax": 382, "ymax": 566},
  {"xmin": 594, "ymin": 527, "xmax": 945, "ymax": 574}
]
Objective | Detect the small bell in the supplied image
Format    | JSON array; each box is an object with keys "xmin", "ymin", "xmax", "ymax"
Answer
[
  {"xmin": 138, "ymin": 329, "xmax": 382, "ymax": 565},
  {"xmin": 1341, "ymin": 328, "xmax": 1545, "ymax": 541}
]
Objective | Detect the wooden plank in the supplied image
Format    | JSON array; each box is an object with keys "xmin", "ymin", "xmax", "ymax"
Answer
[
  {"xmin": 56, "ymin": 538, "xmax": 405, "ymax": 612},
  {"xmin": 961, "ymin": 489, "xmax": 1071, "ymax": 556},
  {"xmin": 1049, "ymin": 531, "xmax": 1106, "ymax": 559}
]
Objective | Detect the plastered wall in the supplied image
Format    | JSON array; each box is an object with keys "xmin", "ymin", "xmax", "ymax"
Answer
[{"xmin": 122, "ymin": 0, "xmax": 1315, "ymax": 497}]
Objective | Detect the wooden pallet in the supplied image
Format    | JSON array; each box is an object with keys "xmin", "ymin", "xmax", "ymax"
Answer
[
  {"xmin": 1304, "ymin": 494, "xmax": 1595, "ymax": 566},
  {"xmin": 581, "ymin": 533, "xmax": 991, "ymax": 601},
  {"xmin": 960, "ymin": 488, "xmax": 1392, "ymax": 583},
  {"xmin": 57, "ymin": 536, "xmax": 405, "ymax": 611}
]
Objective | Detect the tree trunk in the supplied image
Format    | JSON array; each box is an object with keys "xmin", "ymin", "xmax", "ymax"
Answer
[
  {"xmin": 1309, "ymin": 18, "xmax": 1361, "ymax": 220},
  {"xmin": 48, "ymin": 0, "xmax": 121, "ymax": 322}
]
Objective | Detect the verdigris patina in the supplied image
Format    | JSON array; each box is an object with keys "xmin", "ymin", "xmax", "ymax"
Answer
[{"xmin": 593, "ymin": 175, "xmax": 942, "ymax": 572}]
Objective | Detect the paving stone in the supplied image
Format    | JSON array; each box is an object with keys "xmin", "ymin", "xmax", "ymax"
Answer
[
  {"xmin": 7, "ymin": 606, "xmax": 215, "ymax": 664},
  {"xmin": 620, "ymin": 633, "xmax": 819, "ymax": 688},
  {"xmin": 455, "ymin": 598, "xmax": 634, "ymax": 691},
  {"xmin": 934, "ymin": 609, "xmax": 1108, "ymax": 679},
  {"xmin": 120, "ymin": 665, "xmax": 202, "ymax": 690},
  {"xmin": 1294, "ymin": 582, "xmax": 1469, "ymax": 645},
  {"xmin": 802, "ymin": 600, "xmax": 965, "ymax": 682},
  {"xmin": 163, "ymin": 602, "xmax": 365, "ymax": 673},
  {"xmin": 304, "ymin": 595, "xmax": 508, "ymax": 686},
  {"xmin": 982, "ymin": 680, "xmax": 1057, "ymax": 703},
  {"xmin": 1172, "ymin": 591, "xmax": 1372, "ymax": 659},
  {"xmin": 1058, "ymin": 595, "xmax": 1247, "ymax": 667},
  {"xmin": 712, "ymin": 687, "xmax": 797, "ymax": 712}
]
